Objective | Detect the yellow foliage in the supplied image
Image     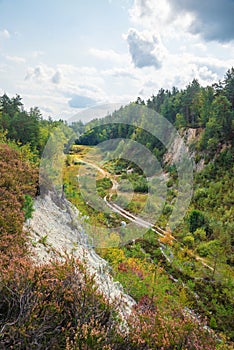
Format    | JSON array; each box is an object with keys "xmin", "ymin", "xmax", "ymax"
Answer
[{"xmin": 159, "ymin": 232, "xmax": 174, "ymax": 246}]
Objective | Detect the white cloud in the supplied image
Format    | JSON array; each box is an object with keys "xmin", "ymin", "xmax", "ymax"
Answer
[
  {"xmin": 124, "ymin": 0, "xmax": 234, "ymax": 95},
  {"xmin": 124, "ymin": 28, "xmax": 167, "ymax": 69},
  {"xmin": 51, "ymin": 71, "xmax": 62, "ymax": 84},
  {"xmin": 25, "ymin": 64, "xmax": 54, "ymax": 81},
  {"xmin": 129, "ymin": 0, "xmax": 171, "ymax": 27},
  {"xmin": 5, "ymin": 55, "xmax": 26, "ymax": 64},
  {"xmin": 18, "ymin": 59, "xmax": 141, "ymax": 120},
  {"xmin": 56, "ymin": 65, "xmax": 106, "ymax": 100},
  {"xmin": 0, "ymin": 63, "xmax": 8, "ymax": 72},
  {"xmin": 129, "ymin": 0, "xmax": 195, "ymax": 41},
  {"xmin": 0, "ymin": 29, "xmax": 10, "ymax": 39},
  {"xmin": 32, "ymin": 50, "xmax": 44, "ymax": 58},
  {"xmin": 103, "ymin": 67, "xmax": 138, "ymax": 80},
  {"xmin": 89, "ymin": 48, "xmax": 128, "ymax": 63},
  {"xmin": 20, "ymin": 63, "xmax": 109, "ymax": 119},
  {"xmin": 193, "ymin": 43, "xmax": 207, "ymax": 52},
  {"xmin": 21, "ymin": 92, "xmax": 69, "ymax": 119}
]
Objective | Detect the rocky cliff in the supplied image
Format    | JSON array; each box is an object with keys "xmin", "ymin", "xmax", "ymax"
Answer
[
  {"xmin": 26, "ymin": 192, "xmax": 135, "ymax": 323},
  {"xmin": 163, "ymin": 127, "xmax": 204, "ymax": 171}
]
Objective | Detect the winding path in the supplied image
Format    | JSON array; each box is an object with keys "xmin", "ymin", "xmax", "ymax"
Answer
[{"xmin": 77, "ymin": 157, "xmax": 214, "ymax": 272}]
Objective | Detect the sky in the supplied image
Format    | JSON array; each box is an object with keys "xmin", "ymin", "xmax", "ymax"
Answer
[{"xmin": 0, "ymin": 0, "xmax": 234, "ymax": 121}]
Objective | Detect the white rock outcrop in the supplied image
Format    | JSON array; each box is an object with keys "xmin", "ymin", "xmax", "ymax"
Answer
[
  {"xmin": 163, "ymin": 128, "xmax": 204, "ymax": 172},
  {"xmin": 26, "ymin": 192, "xmax": 135, "ymax": 322}
]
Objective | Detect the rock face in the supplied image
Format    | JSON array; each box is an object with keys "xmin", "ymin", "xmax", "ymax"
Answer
[
  {"xmin": 163, "ymin": 128, "xmax": 204, "ymax": 172},
  {"xmin": 26, "ymin": 192, "xmax": 135, "ymax": 322}
]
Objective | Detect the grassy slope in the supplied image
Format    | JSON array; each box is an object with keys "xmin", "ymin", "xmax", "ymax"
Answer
[{"xmin": 63, "ymin": 143, "xmax": 234, "ymax": 344}]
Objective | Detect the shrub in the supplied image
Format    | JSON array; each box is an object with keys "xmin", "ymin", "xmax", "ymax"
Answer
[
  {"xmin": 183, "ymin": 235, "xmax": 195, "ymax": 248},
  {"xmin": 197, "ymin": 242, "xmax": 210, "ymax": 257},
  {"xmin": 127, "ymin": 295, "xmax": 217, "ymax": 350},
  {"xmin": 188, "ymin": 210, "xmax": 205, "ymax": 233},
  {"xmin": 22, "ymin": 194, "xmax": 34, "ymax": 220},
  {"xmin": 194, "ymin": 228, "xmax": 206, "ymax": 241},
  {"xmin": 0, "ymin": 144, "xmax": 37, "ymax": 267},
  {"xmin": 0, "ymin": 258, "xmax": 128, "ymax": 350},
  {"xmin": 162, "ymin": 204, "xmax": 173, "ymax": 216}
]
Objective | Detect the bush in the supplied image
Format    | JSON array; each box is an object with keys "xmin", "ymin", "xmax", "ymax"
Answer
[
  {"xmin": 0, "ymin": 258, "xmax": 128, "ymax": 350},
  {"xmin": 0, "ymin": 144, "xmax": 37, "ymax": 267},
  {"xmin": 133, "ymin": 177, "xmax": 148, "ymax": 193},
  {"xmin": 197, "ymin": 240, "xmax": 220, "ymax": 257},
  {"xmin": 162, "ymin": 204, "xmax": 173, "ymax": 216},
  {"xmin": 194, "ymin": 228, "xmax": 206, "ymax": 241},
  {"xmin": 188, "ymin": 209, "xmax": 205, "ymax": 233},
  {"xmin": 127, "ymin": 296, "xmax": 217, "ymax": 350},
  {"xmin": 22, "ymin": 194, "xmax": 34, "ymax": 220},
  {"xmin": 197, "ymin": 242, "xmax": 210, "ymax": 257},
  {"xmin": 183, "ymin": 235, "xmax": 195, "ymax": 248}
]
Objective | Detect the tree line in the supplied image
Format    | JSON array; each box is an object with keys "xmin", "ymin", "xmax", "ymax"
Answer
[
  {"xmin": 0, "ymin": 93, "xmax": 65, "ymax": 155},
  {"xmin": 75, "ymin": 68, "xmax": 234, "ymax": 159}
]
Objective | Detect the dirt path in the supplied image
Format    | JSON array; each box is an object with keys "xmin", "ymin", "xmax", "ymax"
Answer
[{"xmin": 76, "ymin": 157, "xmax": 214, "ymax": 272}]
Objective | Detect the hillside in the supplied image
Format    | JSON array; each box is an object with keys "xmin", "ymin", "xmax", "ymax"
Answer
[{"xmin": 0, "ymin": 68, "xmax": 234, "ymax": 349}]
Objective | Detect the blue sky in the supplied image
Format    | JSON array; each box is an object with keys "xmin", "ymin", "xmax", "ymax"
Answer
[{"xmin": 0, "ymin": 0, "xmax": 234, "ymax": 121}]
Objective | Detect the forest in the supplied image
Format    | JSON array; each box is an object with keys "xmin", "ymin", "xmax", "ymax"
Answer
[{"xmin": 0, "ymin": 69, "xmax": 233, "ymax": 349}]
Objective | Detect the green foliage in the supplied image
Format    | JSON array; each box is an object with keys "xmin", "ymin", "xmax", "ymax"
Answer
[
  {"xmin": 197, "ymin": 240, "xmax": 219, "ymax": 257},
  {"xmin": 183, "ymin": 235, "xmax": 195, "ymax": 248},
  {"xmin": 38, "ymin": 234, "xmax": 48, "ymax": 246},
  {"xmin": 77, "ymin": 120, "xmax": 166, "ymax": 163},
  {"xmin": 96, "ymin": 177, "xmax": 112, "ymax": 198},
  {"xmin": 224, "ymin": 67, "xmax": 234, "ymax": 109},
  {"xmin": 100, "ymin": 246, "xmax": 222, "ymax": 349},
  {"xmin": 22, "ymin": 194, "xmax": 34, "ymax": 220},
  {"xmin": 0, "ymin": 94, "xmax": 67, "ymax": 155},
  {"xmin": 194, "ymin": 228, "xmax": 206, "ymax": 241},
  {"xmin": 162, "ymin": 203, "xmax": 173, "ymax": 216},
  {"xmin": 210, "ymin": 316, "xmax": 217, "ymax": 329},
  {"xmin": 40, "ymin": 124, "xmax": 76, "ymax": 194},
  {"xmin": 188, "ymin": 209, "xmax": 206, "ymax": 233},
  {"xmin": 76, "ymin": 68, "xmax": 233, "ymax": 165},
  {"xmin": 132, "ymin": 176, "xmax": 148, "ymax": 193},
  {"xmin": 175, "ymin": 112, "xmax": 186, "ymax": 128}
]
